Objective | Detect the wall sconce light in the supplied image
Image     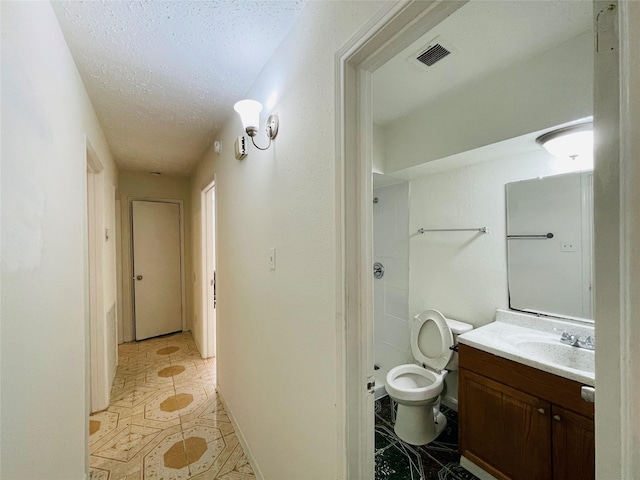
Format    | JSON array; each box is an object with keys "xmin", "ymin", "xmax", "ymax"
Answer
[
  {"xmin": 233, "ymin": 99, "xmax": 279, "ymax": 151},
  {"xmin": 536, "ymin": 123, "xmax": 593, "ymax": 162}
]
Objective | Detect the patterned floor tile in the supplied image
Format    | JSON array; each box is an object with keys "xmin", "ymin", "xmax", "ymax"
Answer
[
  {"xmin": 374, "ymin": 398, "xmax": 479, "ymax": 480},
  {"xmin": 91, "ymin": 332, "xmax": 256, "ymax": 480},
  {"xmin": 90, "ymin": 410, "xmax": 121, "ymax": 446}
]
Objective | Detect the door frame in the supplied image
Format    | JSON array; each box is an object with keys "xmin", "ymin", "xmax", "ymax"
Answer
[
  {"xmin": 128, "ymin": 198, "xmax": 187, "ymax": 339},
  {"xmin": 86, "ymin": 143, "xmax": 110, "ymax": 412},
  {"xmin": 337, "ymin": 0, "xmax": 640, "ymax": 478},
  {"xmin": 200, "ymin": 178, "xmax": 217, "ymax": 359},
  {"xmin": 336, "ymin": 2, "xmax": 468, "ymax": 476}
]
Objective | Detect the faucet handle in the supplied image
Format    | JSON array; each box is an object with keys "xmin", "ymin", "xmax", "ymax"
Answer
[
  {"xmin": 560, "ymin": 331, "xmax": 576, "ymax": 342},
  {"xmin": 578, "ymin": 335, "xmax": 595, "ymax": 350}
]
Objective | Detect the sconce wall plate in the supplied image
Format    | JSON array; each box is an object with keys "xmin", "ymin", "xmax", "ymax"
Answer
[
  {"xmin": 266, "ymin": 114, "xmax": 279, "ymax": 139},
  {"xmin": 235, "ymin": 135, "xmax": 247, "ymax": 160}
]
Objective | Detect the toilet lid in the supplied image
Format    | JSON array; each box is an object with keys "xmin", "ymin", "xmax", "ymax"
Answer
[{"xmin": 410, "ymin": 309, "xmax": 454, "ymax": 371}]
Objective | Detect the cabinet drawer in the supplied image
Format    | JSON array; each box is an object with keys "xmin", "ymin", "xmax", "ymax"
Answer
[{"xmin": 459, "ymin": 344, "xmax": 594, "ymax": 418}]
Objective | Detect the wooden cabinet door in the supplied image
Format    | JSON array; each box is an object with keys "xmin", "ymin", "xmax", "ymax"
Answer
[
  {"xmin": 459, "ymin": 368, "xmax": 552, "ymax": 480},
  {"xmin": 551, "ymin": 405, "xmax": 595, "ymax": 480}
]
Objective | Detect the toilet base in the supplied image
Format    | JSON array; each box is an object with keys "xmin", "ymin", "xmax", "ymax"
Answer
[{"xmin": 394, "ymin": 404, "xmax": 447, "ymax": 446}]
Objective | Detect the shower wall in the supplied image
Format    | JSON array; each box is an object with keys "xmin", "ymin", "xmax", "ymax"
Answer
[{"xmin": 373, "ymin": 181, "xmax": 411, "ymax": 371}]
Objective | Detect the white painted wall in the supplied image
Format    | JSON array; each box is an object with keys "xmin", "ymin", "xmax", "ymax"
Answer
[
  {"xmin": 373, "ymin": 183, "xmax": 411, "ymax": 370},
  {"xmin": 382, "ymin": 32, "xmax": 593, "ymax": 173},
  {"xmin": 408, "ymin": 150, "xmax": 588, "ymax": 328},
  {"xmin": 373, "ymin": 125, "xmax": 386, "ymax": 174},
  {"xmin": 189, "ymin": 2, "xmax": 390, "ymax": 478},
  {"xmin": 1, "ymin": 2, "xmax": 118, "ymax": 477},
  {"xmin": 118, "ymin": 171, "xmax": 192, "ymax": 343}
]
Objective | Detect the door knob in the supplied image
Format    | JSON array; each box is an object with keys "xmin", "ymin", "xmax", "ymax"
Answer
[{"xmin": 136, "ymin": 275, "xmax": 143, "ymax": 281}]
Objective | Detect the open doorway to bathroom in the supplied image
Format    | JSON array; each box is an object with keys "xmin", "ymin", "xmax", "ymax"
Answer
[{"xmin": 363, "ymin": 1, "xmax": 595, "ymax": 478}]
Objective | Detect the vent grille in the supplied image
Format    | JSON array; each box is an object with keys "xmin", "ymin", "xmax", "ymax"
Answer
[{"xmin": 416, "ymin": 44, "xmax": 451, "ymax": 67}]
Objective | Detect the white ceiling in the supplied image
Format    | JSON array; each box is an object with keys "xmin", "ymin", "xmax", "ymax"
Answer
[
  {"xmin": 52, "ymin": 1, "xmax": 306, "ymax": 175},
  {"xmin": 373, "ymin": 0, "xmax": 593, "ymax": 126}
]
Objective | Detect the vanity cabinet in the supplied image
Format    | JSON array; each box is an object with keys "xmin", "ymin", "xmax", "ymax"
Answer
[{"xmin": 458, "ymin": 344, "xmax": 594, "ymax": 480}]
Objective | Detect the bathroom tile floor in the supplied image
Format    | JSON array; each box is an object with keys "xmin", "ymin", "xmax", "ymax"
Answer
[
  {"xmin": 375, "ymin": 397, "xmax": 480, "ymax": 480},
  {"xmin": 89, "ymin": 332, "xmax": 256, "ymax": 480}
]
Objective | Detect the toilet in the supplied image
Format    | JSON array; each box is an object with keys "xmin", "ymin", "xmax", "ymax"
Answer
[{"xmin": 385, "ymin": 309, "xmax": 473, "ymax": 446}]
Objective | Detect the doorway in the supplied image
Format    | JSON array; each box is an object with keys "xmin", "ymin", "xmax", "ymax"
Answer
[
  {"xmin": 131, "ymin": 200, "xmax": 183, "ymax": 340},
  {"xmin": 201, "ymin": 180, "xmax": 217, "ymax": 358},
  {"xmin": 340, "ymin": 1, "xmax": 640, "ymax": 478},
  {"xmin": 86, "ymin": 147, "xmax": 111, "ymax": 412}
]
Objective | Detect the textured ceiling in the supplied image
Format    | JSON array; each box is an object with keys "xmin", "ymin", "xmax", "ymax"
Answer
[
  {"xmin": 373, "ymin": 0, "xmax": 593, "ymax": 126},
  {"xmin": 52, "ymin": 0, "xmax": 306, "ymax": 175}
]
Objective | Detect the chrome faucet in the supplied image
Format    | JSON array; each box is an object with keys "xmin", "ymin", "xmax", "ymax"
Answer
[
  {"xmin": 560, "ymin": 331, "xmax": 579, "ymax": 346},
  {"xmin": 578, "ymin": 335, "xmax": 595, "ymax": 350},
  {"xmin": 560, "ymin": 331, "xmax": 595, "ymax": 350}
]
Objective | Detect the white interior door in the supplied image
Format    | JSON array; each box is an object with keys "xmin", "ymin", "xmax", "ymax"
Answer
[
  {"xmin": 205, "ymin": 185, "xmax": 217, "ymax": 357},
  {"xmin": 132, "ymin": 200, "xmax": 182, "ymax": 340}
]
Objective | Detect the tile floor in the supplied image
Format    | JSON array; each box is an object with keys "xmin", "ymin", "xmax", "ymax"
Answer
[
  {"xmin": 89, "ymin": 332, "xmax": 255, "ymax": 480},
  {"xmin": 375, "ymin": 397, "xmax": 479, "ymax": 480}
]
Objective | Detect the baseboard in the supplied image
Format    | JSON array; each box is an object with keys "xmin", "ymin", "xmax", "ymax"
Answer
[
  {"xmin": 460, "ymin": 455, "xmax": 499, "ymax": 480},
  {"xmin": 216, "ymin": 384, "xmax": 264, "ymax": 480}
]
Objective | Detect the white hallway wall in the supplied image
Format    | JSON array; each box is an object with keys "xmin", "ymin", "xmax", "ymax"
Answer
[
  {"xmin": 1, "ymin": 2, "xmax": 118, "ymax": 478},
  {"xmin": 190, "ymin": 2, "xmax": 391, "ymax": 478}
]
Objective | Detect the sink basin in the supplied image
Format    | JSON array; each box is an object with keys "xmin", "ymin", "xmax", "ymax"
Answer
[{"xmin": 515, "ymin": 340, "xmax": 594, "ymax": 373}]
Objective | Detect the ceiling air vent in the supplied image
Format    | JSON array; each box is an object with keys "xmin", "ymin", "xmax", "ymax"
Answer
[
  {"xmin": 416, "ymin": 44, "xmax": 451, "ymax": 67},
  {"xmin": 406, "ymin": 37, "xmax": 457, "ymax": 71}
]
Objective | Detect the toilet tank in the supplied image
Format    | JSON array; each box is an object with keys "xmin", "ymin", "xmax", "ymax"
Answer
[{"xmin": 445, "ymin": 317, "xmax": 473, "ymax": 371}]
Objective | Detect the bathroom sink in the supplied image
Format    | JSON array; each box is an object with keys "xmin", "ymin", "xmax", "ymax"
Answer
[{"xmin": 514, "ymin": 340, "xmax": 594, "ymax": 374}]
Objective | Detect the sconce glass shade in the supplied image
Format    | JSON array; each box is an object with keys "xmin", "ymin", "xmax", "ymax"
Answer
[
  {"xmin": 233, "ymin": 99, "xmax": 263, "ymax": 137},
  {"xmin": 536, "ymin": 123, "xmax": 593, "ymax": 161}
]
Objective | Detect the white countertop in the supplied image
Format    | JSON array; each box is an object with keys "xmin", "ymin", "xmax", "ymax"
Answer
[{"xmin": 458, "ymin": 309, "xmax": 595, "ymax": 386}]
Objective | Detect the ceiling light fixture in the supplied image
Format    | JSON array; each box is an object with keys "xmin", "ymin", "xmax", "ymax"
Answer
[
  {"xmin": 233, "ymin": 99, "xmax": 279, "ymax": 151},
  {"xmin": 536, "ymin": 123, "xmax": 593, "ymax": 162}
]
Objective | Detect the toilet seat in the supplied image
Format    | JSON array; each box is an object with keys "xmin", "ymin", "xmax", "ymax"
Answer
[{"xmin": 411, "ymin": 309, "xmax": 454, "ymax": 372}]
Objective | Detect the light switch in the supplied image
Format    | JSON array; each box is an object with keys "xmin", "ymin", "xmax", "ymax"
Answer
[{"xmin": 269, "ymin": 248, "xmax": 276, "ymax": 270}]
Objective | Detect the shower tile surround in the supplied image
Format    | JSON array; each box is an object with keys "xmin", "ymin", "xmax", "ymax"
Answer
[
  {"xmin": 89, "ymin": 332, "xmax": 255, "ymax": 480},
  {"xmin": 373, "ymin": 182, "xmax": 411, "ymax": 375}
]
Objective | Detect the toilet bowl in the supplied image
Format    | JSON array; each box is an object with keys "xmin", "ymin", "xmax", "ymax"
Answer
[{"xmin": 386, "ymin": 309, "xmax": 472, "ymax": 446}]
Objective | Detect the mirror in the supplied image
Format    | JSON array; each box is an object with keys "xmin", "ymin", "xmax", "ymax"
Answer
[{"xmin": 506, "ymin": 171, "xmax": 593, "ymax": 321}]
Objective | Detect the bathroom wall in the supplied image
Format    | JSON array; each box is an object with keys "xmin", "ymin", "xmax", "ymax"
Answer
[
  {"xmin": 373, "ymin": 181, "xmax": 411, "ymax": 371},
  {"xmin": 408, "ymin": 150, "xmax": 586, "ymax": 328}
]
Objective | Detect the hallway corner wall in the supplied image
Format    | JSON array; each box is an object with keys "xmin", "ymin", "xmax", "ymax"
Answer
[
  {"xmin": 189, "ymin": 1, "xmax": 393, "ymax": 478},
  {"xmin": 1, "ymin": 1, "xmax": 118, "ymax": 478}
]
